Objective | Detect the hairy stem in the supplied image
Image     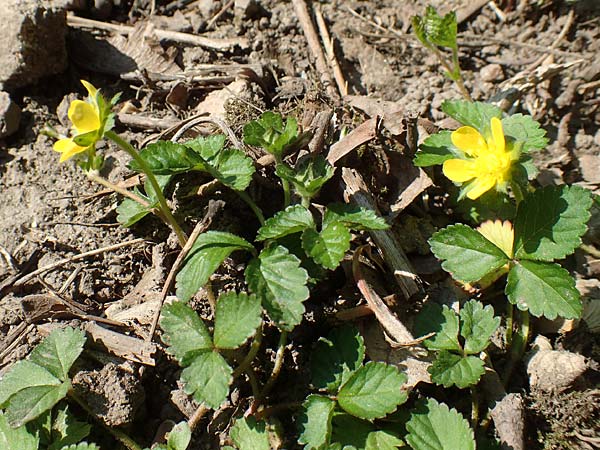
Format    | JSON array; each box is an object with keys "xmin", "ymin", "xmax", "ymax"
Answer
[
  {"xmin": 471, "ymin": 386, "xmax": 479, "ymax": 429},
  {"xmin": 502, "ymin": 309, "xmax": 530, "ymax": 385},
  {"xmin": 237, "ymin": 190, "xmax": 266, "ymax": 225},
  {"xmin": 233, "ymin": 323, "xmax": 263, "ymax": 379},
  {"xmin": 430, "ymin": 45, "xmax": 472, "ymax": 102},
  {"xmin": 86, "ymin": 171, "xmax": 150, "ymax": 208}
]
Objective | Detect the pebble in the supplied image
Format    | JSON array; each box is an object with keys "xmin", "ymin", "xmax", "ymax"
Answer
[
  {"xmin": 0, "ymin": 91, "xmax": 21, "ymax": 138},
  {"xmin": 480, "ymin": 63, "xmax": 504, "ymax": 83}
]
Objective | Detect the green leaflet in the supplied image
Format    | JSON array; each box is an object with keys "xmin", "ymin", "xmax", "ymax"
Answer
[{"xmin": 298, "ymin": 395, "xmax": 336, "ymax": 450}]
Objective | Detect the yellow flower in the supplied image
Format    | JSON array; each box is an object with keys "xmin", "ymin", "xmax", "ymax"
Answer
[
  {"xmin": 477, "ymin": 219, "xmax": 514, "ymax": 258},
  {"xmin": 443, "ymin": 117, "xmax": 518, "ymax": 200},
  {"xmin": 53, "ymin": 80, "xmax": 102, "ymax": 162}
]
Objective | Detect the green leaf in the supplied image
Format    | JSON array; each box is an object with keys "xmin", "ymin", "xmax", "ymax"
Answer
[
  {"xmin": 4, "ymin": 382, "xmax": 71, "ymax": 428},
  {"xmin": 429, "ymin": 352, "xmax": 485, "ymax": 389},
  {"xmin": 414, "ymin": 303, "xmax": 461, "ymax": 352},
  {"xmin": 337, "ymin": 362, "xmax": 408, "ymax": 420},
  {"xmin": 330, "ymin": 413, "xmax": 375, "ymax": 448},
  {"xmin": 243, "ymin": 111, "xmax": 298, "ymax": 156},
  {"xmin": 29, "ymin": 327, "xmax": 86, "ymax": 381},
  {"xmin": 160, "ymin": 302, "xmax": 212, "ymax": 365},
  {"xmin": 413, "ymin": 131, "xmax": 455, "ymax": 167},
  {"xmin": 506, "ymin": 260, "xmax": 581, "ymax": 319},
  {"xmin": 0, "ymin": 412, "xmax": 39, "ymax": 450},
  {"xmin": 302, "ymin": 223, "xmax": 351, "ymax": 270},
  {"xmin": 323, "ymin": 203, "xmax": 388, "ymax": 231},
  {"xmin": 298, "ymin": 395, "xmax": 335, "ymax": 450},
  {"xmin": 230, "ymin": 417, "xmax": 270, "ymax": 450},
  {"xmin": 130, "ymin": 141, "xmax": 202, "ymax": 174},
  {"xmin": 245, "ymin": 245, "xmax": 310, "ymax": 331},
  {"xmin": 181, "ymin": 351, "xmax": 232, "ymax": 409},
  {"xmin": 502, "ymin": 114, "xmax": 548, "ymax": 152},
  {"xmin": 176, "ymin": 231, "xmax": 254, "ymax": 302},
  {"xmin": 275, "ymin": 155, "xmax": 334, "ymax": 200},
  {"xmin": 166, "ymin": 422, "xmax": 191, "ymax": 450},
  {"xmin": 186, "ymin": 136, "xmax": 255, "ymax": 191},
  {"xmin": 48, "ymin": 406, "xmax": 91, "ymax": 450},
  {"xmin": 213, "ymin": 291, "xmax": 262, "ymax": 349},
  {"xmin": 441, "ymin": 101, "xmax": 502, "ymax": 133},
  {"xmin": 429, "ymin": 224, "xmax": 509, "ymax": 283},
  {"xmin": 0, "ymin": 360, "xmax": 62, "ymax": 406},
  {"xmin": 365, "ymin": 430, "xmax": 403, "ymax": 450},
  {"xmin": 412, "ymin": 6, "xmax": 457, "ymax": 49},
  {"xmin": 459, "ymin": 300, "xmax": 500, "ymax": 354},
  {"xmin": 311, "ymin": 325, "xmax": 365, "ymax": 392},
  {"xmin": 59, "ymin": 444, "xmax": 100, "ymax": 450},
  {"xmin": 514, "ymin": 185, "xmax": 592, "ymax": 261},
  {"xmin": 72, "ymin": 130, "xmax": 98, "ymax": 147},
  {"xmin": 405, "ymin": 398, "xmax": 475, "ymax": 450},
  {"xmin": 256, "ymin": 205, "xmax": 315, "ymax": 241},
  {"xmin": 116, "ymin": 196, "xmax": 151, "ymax": 227}
]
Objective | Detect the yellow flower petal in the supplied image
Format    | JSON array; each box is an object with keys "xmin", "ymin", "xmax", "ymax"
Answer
[
  {"xmin": 68, "ymin": 100, "xmax": 100, "ymax": 134},
  {"xmin": 451, "ymin": 126, "xmax": 487, "ymax": 157},
  {"xmin": 443, "ymin": 158, "xmax": 478, "ymax": 182},
  {"xmin": 465, "ymin": 175, "xmax": 496, "ymax": 199},
  {"xmin": 477, "ymin": 219, "xmax": 514, "ymax": 257},
  {"xmin": 53, "ymin": 138, "xmax": 88, "ymax": 162},
  {"xmin": 80, "ymin": 80, "xmax": 98, "ymax": 99},
  {"xmin": 490, "ymin": 117, "xmax": 505, "ymax": 154}
]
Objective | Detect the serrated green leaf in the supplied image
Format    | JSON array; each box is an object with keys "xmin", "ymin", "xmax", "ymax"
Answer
[
  {"xmin": 502, "ymin": 114, "xmax": 548, "ymax": 152},
  {"xmin": 130, "ymin": 141, "xmax": 202, "ymax": 174},
  {"xmin": 256, "ymin": 205, "xmax": 315, "ymax": 241},
  {"xmin": 412, "ymin": 6, "xmax": 457, "ymax": 49},
  {"xmin": 514, "ymin": 185, "xmax": 592, "ymax": 261},
  {"xmin": 181, "ymin": 351, "xmax": 232, "ymax": 409},
  {"xmin": 337, "ymin": 362, "xmax": 408, "ymax": 420},
  {"xmin": 330, "ymin": 413, "xmax": 375, "ymax": 448},
  {"xmin": 166, "ymin": 422, "xmax": 191, "ymax": 450},
  {"xmin": 243, "ymin": 111, "xmax": 298, "ymax": 156},
  {"xmin": 116, "ymin": 196, "xmax": 151, "ymax": 227},
  {"xmin": 176, "ymin": 231, "xmax": 254, "ymax": 302},
  {"xmin": 429, "ymin": 351, "xmax": 485, "ymax": 389},
  {"xmin": 5, "ymin": 382, "xmax": 71, "ymax": 427},
  {"xmin": 460, "ymin": 300, "xmax": 500, "ymax": 354},
  {"xmin": 59, "ymin": 444, "xmax": 100, "ymax": 450},
  {"xmin": 275, "ymin": 155, "xmax": 334, "ymax": 200},
  {"xmin": 413, "ymin": 131, "xmax": 455, "ymax": 167},
  {"xmin": 48, "ymin": 406, "xmax": 91, "ymax": 450},
  {"xmin": 213, "ymin": 291, "xmax": 262, "ymax": 349},
  {"xmin": 298, "ymin": 395, "xmax": 335, "ymax": 449},
  {"xmin": 506, "ymin": 260, "xmax": 581, "ymax": 319},
  {"xmin": 414, "ymin": 303, "xmax": 461, "ymax": 352},
  {"xmin": 230, "ymin": 417, "xmax": 270, "ymax": 450},
  {"xmin": 365, "ymin": 430, "xmax": 403, "ymax": 450},
  {"xmin": 0, "ymin": 360, "xmax": 61, "ymax": 406},
  {"xmin": 302, "ymin": 223, "xmax": 351, "ymax": 270},
  {"xmin": 406, "ymin": 398, "xmax": 475, "ymax": 450},
  {"xmin": 429, "ymin": 224, "xmax": 509, "ymax": 283},
  {"xmin": 245, "ymin": 245, "xmax": 309, "ymax": 331},
  {"xmin": 323, "ymin": 203, "xmax": 388, "ymax": 231},
  {"xmin": 160, "ymin": 302, "xmax": 212, "ymax": 365},
  {"xmin": 311, "ymin": 325, "xmax": 365, "ymax": 392},
  {"xmin": 29, "ymin": 327, "xmax": 86, "ymax": 381},
  {"xmin": 441, "ymin": 101, "xmax": 502, "ymax": 133},
  {"xmin": 0, "ymin": 412, "xmax": 39, "ymax": 450}
]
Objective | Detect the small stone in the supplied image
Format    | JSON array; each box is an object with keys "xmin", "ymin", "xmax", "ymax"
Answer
[
  {"xmin": 480, "ymin": 63, "xmax": 504, "ymax": 83},
  {"xmin": 0, "ymin": 92, "xmax": 21, "ymax": 138},
  {"xmin": 579, "ymin": 154, "xmax": 600, "ymax": 185}
]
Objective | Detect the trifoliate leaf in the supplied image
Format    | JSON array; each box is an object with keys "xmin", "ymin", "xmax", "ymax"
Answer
[
  {"xmin": 58, "ymin": 443, "xmax": 100, "ymax": 450},
  {"xmin": 413, "ymin": 131, "xmax": 455, "ymax": 167},
  {"xmin": 176, "ymin": 231, "xmax": 254, "ymax": 302},
  {"xmin": 256, "ymin": 205, "xmax": 314, "ymax": 241},
  {"xmin": 514, "ymin": 185, "xmax": 592, "ymax": 261},
  {"xmin": 160, "ymin": 302, "xmax": 212, "ymax": 366},
  {"xmin": 165, "ymin": 422, "xmax": 191, "ymax": 450},
  {"xmin": 298, "ymin": 395, "xmax": 335, "ymax": 450},
  {"xmin": 323, "ymin": 203, "xmax": 388, "ymax": 231},
  {"xmin": 441, "ymin": 101, "xmax": 502, "ymax": 133},
  {"xmin": 405, "ymin": 398, "xmax": 475, "ymax": 450},
  {"xmin": 506, "ymin": 260, "xmax": 581, "ymax": 320},
  {"xmin": 181, "ymin": 351, "xmax": 232, "ymax": 409},
  {"xmin": 29, "ymin": 327, "xmax": 86, "ymax": 381},
  {"xmin": 502, "ymin": 114, "xmax": 548, "ymax": 152},
  {"xmin": 330, "ymin": 413, "xmax": 375, "ymax": 448},
  {"xmin": 245, "ymin": 245, "xmax": 309, "ymax": 331},
  {"xmin": 130, "ymin": 141, "xmax": 202, "ymax": 174},
  {"xmin": 459, "ymin": 300, "xmax": 500, "ymax": 355},
  {"xmin": 414, "ymin": 303, "xmax": 461, "ymax": 352},
  {"xmin": 310, "ymin": 325, "xmax": 365, "ymax": 392},
  {"xmin": 412, "ymin": 6, "xmax": 457, "ymax": 49},
  {"xmin": 0, "ymin": 412, "xmax": 38, "ymax": 450},
  {"xmin": 365, "ymin": 430, "xmax": 404, "ymax": 450},
  {"xmin": 428, "ymin": 351, "xmax": 485, "ymax": 389},
  {"xmin": 243, "ymin": 111, "xmax": 298, "ymax": 157},
  {"xmin": 275, "ymin": 155, "xmax": 334, "ymax": 200},
  {"xmin": 4, "ymin": 382, "xmax": 71, "ymax": 428},
  {"xmin": 337, "ymin": 362, "xmax": 408, "ymax": 420},
  {"xmin": 213, "ymin": 291, "xmax": 262, "ymax": 350},
  {"xmin": 429, "ymin": 224, "xmax": 509, "ymax": 283},
  {"xmin": 230, "ymin": 417, "xmax": 270, "ymax": 450},
  {"xmin": 48, "ymin": 406, "xmax": 91, "ymax": 450},
  {"xmin": 302, "ymin": 223, "xmax": 351, "ymax": 270}
]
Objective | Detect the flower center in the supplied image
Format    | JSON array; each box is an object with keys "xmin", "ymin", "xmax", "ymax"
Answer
[{"xmin": 475, "ymin": 150, "xmax": 511, "ymax": 178}]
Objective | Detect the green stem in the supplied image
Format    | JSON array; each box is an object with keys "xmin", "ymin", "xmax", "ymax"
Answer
[
  {"xmin": 233, "ymin": 323, "xmax": 263, "ymax": 378},
  {"xmin": 301, "ymin": 196, "xmax": 311, "ymax": 209},
  {"xmin": 281, "ymin": 179, "xmax": 291, "ymax": 208},
  {"xmin": 470, "ymin": 386, "xmax": 479, "ymax": 429},
  {"xmin": 502, "ymin": 309, "xmax": 530, "ymax": 386},
  {"xmin": 237, "ymin": 191, "xmax": 266, "ymax": 225},
  {"xmin": 505, "ymin": 303, "xmax": 514, "ymax": 348},
  {"xmin": 86, "ymin": 171, "xmax": 150, "ymax": 208},
  {"xmin": 430, "ymin": 45, "xmax": 472, "ymax": 102},
  {"xmin": 106, "ymin": 131, "xmax": 187, "ymax": 247}
]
